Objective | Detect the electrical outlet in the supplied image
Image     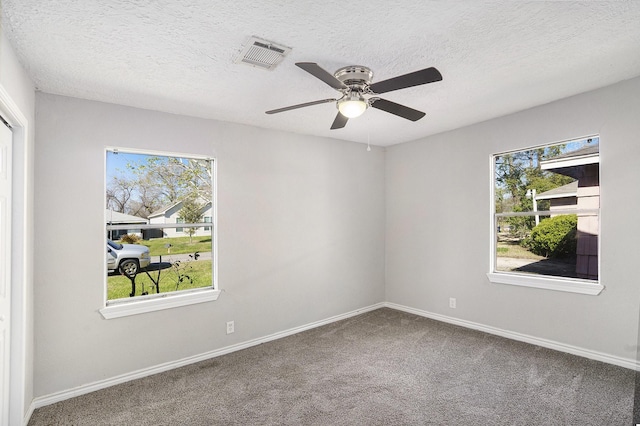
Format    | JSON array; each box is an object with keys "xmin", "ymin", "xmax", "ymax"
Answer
[
  {"xmin": 449, "ymin": 298, "xmax": 457, "ymax": 309},
  {"xmin": 226, "ymin": 321, "xmax": 234, "ymax": 334}
]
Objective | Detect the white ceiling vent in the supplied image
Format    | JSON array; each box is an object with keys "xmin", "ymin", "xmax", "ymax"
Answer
[{"xmin": 235, "ymin": 36, "xmax": 291, "ymax": 70}]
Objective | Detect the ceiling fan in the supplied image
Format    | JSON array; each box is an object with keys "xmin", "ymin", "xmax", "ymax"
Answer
[{"xmin": 266, "ymin": 62, "xmax": 442, "ymax": 129}]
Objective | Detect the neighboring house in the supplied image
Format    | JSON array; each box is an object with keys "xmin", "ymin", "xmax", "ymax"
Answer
[
  {"xmin": 148, "ymin": 199, "xmax": 213, "ymax": 238},
  {"xmin": 539, "ymin": 145, "xmax": 600, "ymax": 280},
  {"xmin": 105, "ymin": 210, "xmax": 149, "ymax": 240},
  {"xmin": 536, "ymin": 181, "xmax": 578, "ymax": 215}
]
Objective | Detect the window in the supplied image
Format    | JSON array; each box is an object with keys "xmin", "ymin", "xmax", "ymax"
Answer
[
  {"xmin": 103, "ymin": 148, "xmax": 219, "ymax": 318},
  {"xmin": 488, "ymin": 136, "xmax": 603, "ymax": 295}
]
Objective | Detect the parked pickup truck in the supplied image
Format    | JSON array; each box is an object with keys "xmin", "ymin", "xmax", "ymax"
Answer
[{"xmin": 107, "ymin": 239, "xmax": 151, "ymax": 277}]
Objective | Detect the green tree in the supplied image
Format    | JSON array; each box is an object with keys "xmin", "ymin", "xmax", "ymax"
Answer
[
  {"xmin": 179, "ymin": 197, "xmax": 204, "ymax": 243},
  {"xmin": 495, "ymin": 145, "xmax": 578, "ymax": 237}
]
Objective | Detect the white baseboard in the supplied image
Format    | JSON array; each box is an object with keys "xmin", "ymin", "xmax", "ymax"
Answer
[
  {"xmin": 385, "ymin": 302, "xmax": 639, "ymax": 371},
  {"xmin": 31, "ymin": 302, "xmax": 385, "ymax": 410},
  {"xmin": 26, "ymin": 300, "xmax": 638, "ymax": 420},
  {"xmin": 23, "ymin": 401, "xmax": 36, "ymax": 426}
]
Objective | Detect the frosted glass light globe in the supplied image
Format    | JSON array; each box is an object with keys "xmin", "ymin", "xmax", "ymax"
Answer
[{"xmin": 338, "ymin": 97, "xmax": 367, "ymax": 118}]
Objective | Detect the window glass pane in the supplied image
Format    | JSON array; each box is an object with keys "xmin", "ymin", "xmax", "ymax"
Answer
[
  {"xmin": 494, "ymin": 137, "xmax": 599, "ymax": 281},
  {"xmin": 495, "ymin": 137, "xmax": 598, "ymax": 214},
  {"xmin": 496, "ymin": 213, "xmax": 598, "ymax": 280},
  {"xmin": 106, "ymin": 150, "xmax": 214, "ymax": 301}
]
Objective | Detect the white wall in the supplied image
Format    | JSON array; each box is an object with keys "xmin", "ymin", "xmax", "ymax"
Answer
[
  {"xmin": 30, "ymin": 69, "xmax": 640, "ymax": 402},
  {"xmin": 386, "ymin": 76, "xmax": 640, "ymax": 361},
  {"xmin": 0, "ymin": 26, "xmax": 36, "ymax": 424},
  {"xmin": 33, "ymin": 93, "xmax": 386, "ymax": 397}
]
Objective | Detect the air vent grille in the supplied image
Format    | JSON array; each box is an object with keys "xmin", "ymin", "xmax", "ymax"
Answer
[{"xmin": 236, "ymin": 37, "xmax": 291, "ymax": 70}]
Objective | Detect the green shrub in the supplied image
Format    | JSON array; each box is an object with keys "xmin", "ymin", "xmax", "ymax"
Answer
[
  {"xmin": 120, "ymin": 234, "xmax": 140, "ymax": 244},
  {"xmin": 522, "ymin": 214, "xmax": 577, "ymax": 258}
]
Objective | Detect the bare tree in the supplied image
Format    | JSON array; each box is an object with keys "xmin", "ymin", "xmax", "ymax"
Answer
[
  {"xmin": 106, "ymin": 176, "xmax": 135, "ymax": 213},
  {"xmin": 107, "ymin": 153, "xmax": 212, "ymax": 219}
]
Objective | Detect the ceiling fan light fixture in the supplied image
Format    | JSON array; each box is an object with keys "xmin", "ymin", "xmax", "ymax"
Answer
[
  {"xmin": 266, "ymin": 62, "xmax": 441, "ymax": 129},
  {"xmin": 337, "ymin": 95, "xmax": 367, "ymax": 118}
]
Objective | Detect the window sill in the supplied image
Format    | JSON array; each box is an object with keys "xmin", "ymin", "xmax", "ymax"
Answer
[
  {"xmin": 100, "ymin": 288, "xmax": 220, "ymax": 319},
  {"xmin": 486, "ymin": 272, "xmax": 603, "ymax": 295}
]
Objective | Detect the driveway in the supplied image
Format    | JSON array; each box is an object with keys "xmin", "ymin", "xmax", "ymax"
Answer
[
  {"xmin": 150, "ymin": 251, "xmax": 212, "ymax": 264},
  {"xmin": 496, "ymin": 256, "xmax": 578, "ymax": 278}
]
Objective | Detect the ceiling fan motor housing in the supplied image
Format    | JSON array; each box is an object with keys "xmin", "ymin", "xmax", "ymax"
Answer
[
  {"xmin": 334, "ymin": 66, "xmax": 373, "ymax": 117},
  {"xmin": 334, "ymin": 65, "xmax": 374, "ymax": 89}
]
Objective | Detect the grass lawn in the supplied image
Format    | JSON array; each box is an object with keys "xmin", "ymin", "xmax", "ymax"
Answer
[
  {"xmin": 107, "ymin": 259, "xmax": 212, "ymax": 300},
  {"xmin": 139, "ymin": 236, "xmax": 212, "ymax": 256},
  {"xmin": 496, "ymin": 241, "xmax": 545, "ymax": 260}
]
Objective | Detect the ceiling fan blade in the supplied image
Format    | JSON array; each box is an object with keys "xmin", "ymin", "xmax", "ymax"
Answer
[
  {"xmin": 266, "ymin": 98, "xmax": 336, "ymax": 114},
  {"xmin": 296, "ymin": 62, "xmax": 347, "ymax": 90},
  {"xmin": 369, "ymin": 67, "xmax": 442, "ymax": 94},
  {"xmin": 370, "ymin": 98, "xmax": 426, "ymax": 121},
  {"xmin": 330, "ymin": 112, "xmax": 348, "ymax": 129}
]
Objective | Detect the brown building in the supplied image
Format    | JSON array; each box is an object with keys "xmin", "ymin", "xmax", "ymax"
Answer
[{"xmin": 539, "ymin": 145, "xmax": 600, "ymax": 280}]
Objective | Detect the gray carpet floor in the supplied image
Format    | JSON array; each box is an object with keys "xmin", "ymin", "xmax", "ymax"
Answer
[{"xmin": 28, "ymin": 308, "xmax": 634, "ymax": 425}]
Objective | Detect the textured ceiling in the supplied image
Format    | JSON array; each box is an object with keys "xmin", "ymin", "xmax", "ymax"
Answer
[{"xmin": 3, "ymin": 1, "xmax": 640, "ymax": 146}]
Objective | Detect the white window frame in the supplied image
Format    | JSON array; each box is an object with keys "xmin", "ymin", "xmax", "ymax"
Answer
[
  {"xmin": 101, "ymin": 148, "xmax": 219, "ymax": 319},
  {"xmin": 487, "ymin": 137, "xmax": 603, "ymax": 295}
]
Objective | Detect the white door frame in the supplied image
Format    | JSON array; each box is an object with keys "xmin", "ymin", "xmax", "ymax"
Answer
[
  {"xmin": 0, "ymin": 84, "xmax": 30, "ymax": 426},
  {"xmin": 0, "ymin": 115, "xmax": 12, "ymax": 426}
]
